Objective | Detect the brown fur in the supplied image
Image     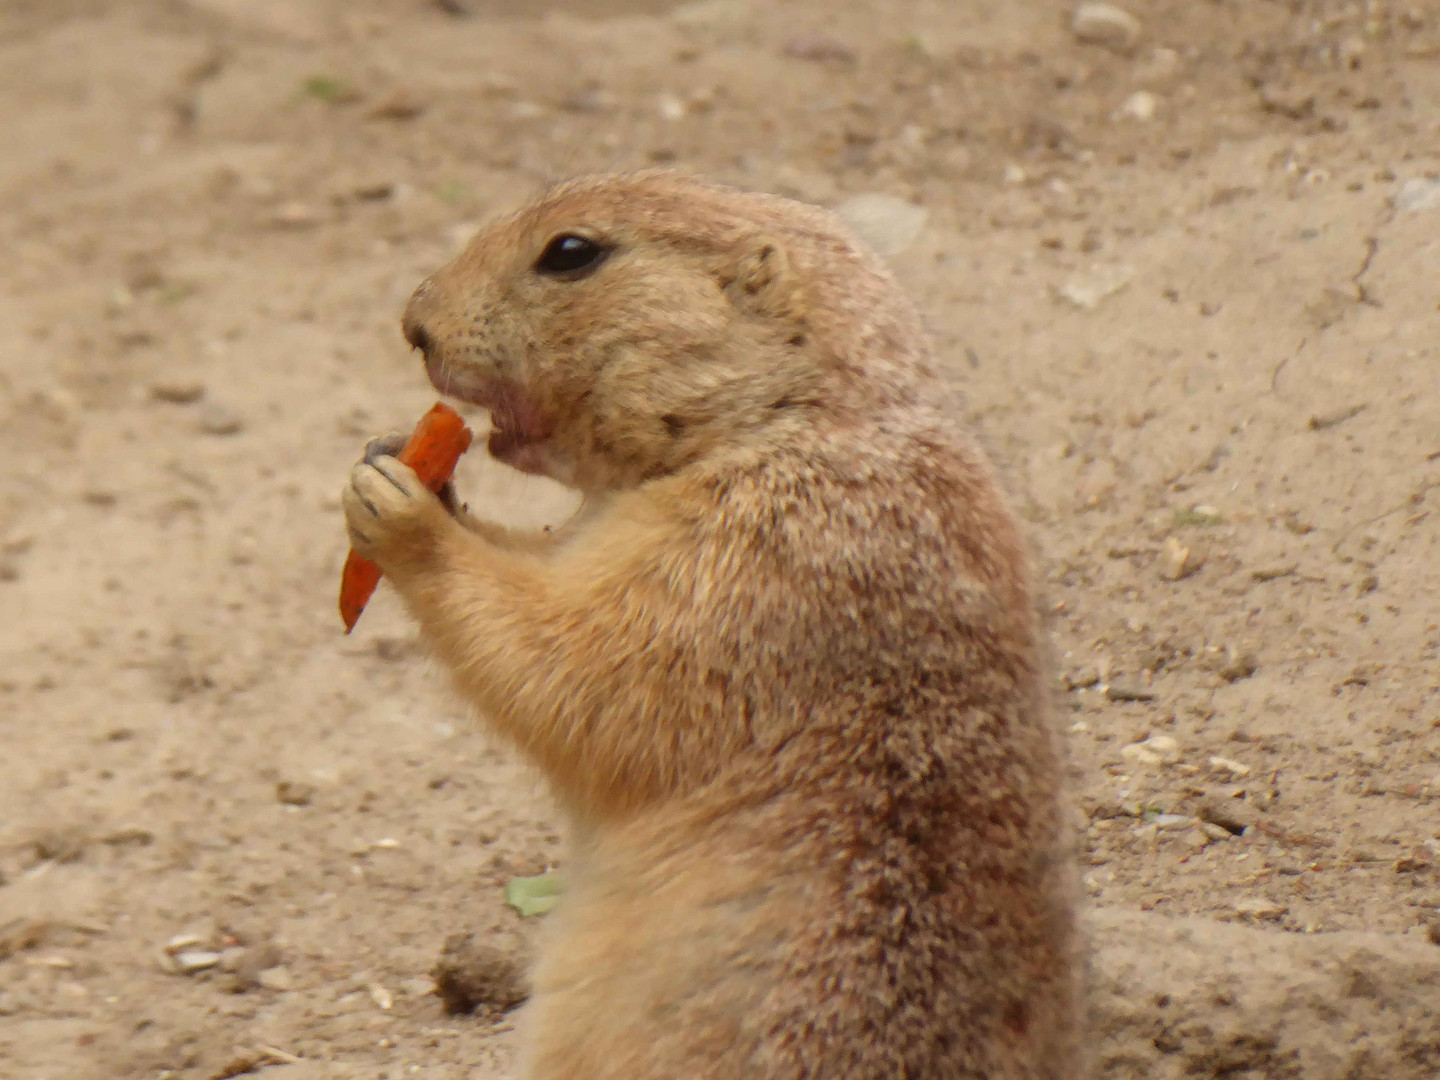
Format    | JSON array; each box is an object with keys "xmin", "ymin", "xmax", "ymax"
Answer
[{"xmin": 342, "ymin": 170, "xmax": 1083, "ymax": 1079}]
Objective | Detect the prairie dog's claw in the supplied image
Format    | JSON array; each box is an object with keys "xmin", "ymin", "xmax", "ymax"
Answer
[
  {"xmin": 342, "ymin": 456, "xmax": 448, "ymax": 568},
  {"xmin": 364, "ymin": 432, "xmax": 408, "ymax": 466},
  {"xmin": 362, "ymin": 433, "xmax": 463, "ymax": 516}
]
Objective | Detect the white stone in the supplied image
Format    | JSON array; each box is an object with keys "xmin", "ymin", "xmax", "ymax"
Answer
[
  {"xmin": 174, "ymin": 951, "xmax": 222, "ymax": 974},
  {"xmin": 1152, "ymin": 813, "xmax": 1194, "ymax": 830},
  {"xmin": 1120, "ymin": 734, "xmax": 1182, "ymax": 767},
  {"xmin": 833, "ymin": 193, "xmax": 929, "ymax": 258},
  {"xmin": 1056, "ymin": 264, "xmax": 1134, "ymax": 309},
  {"xmin": 1071, "ymin": 3, "xmax": 1142, "ymax": 51},
  {"xmin": 1395, "ymin": 177, "xmax": 1440, "ymax": 213},
  {"xmin": 1117, "ymin": 90, "xmax": 1157, "ymax": 122},
  {"xmin": 1208, "ymin": 755, "xmax": 1253, "ymax": 778}
]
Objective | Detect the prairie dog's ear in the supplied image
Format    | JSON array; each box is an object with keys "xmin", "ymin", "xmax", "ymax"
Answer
[{"xmin": 721, "ymin": 235, "xmax": 799, "ymax": 320}]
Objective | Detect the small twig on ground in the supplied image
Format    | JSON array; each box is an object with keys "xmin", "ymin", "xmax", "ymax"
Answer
[
  {"xmin": 1269, "ymin": 337, "xmax": 1305, "ymax": 394},
  {"xmin": 1351, "ymin": 235, "xmax": 1381, "ymax": 307}
]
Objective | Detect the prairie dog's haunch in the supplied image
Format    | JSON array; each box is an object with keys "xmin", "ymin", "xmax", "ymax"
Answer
[{"xmin": 342, "ymin": 170, "xmax": 1083, "ymax": 1079}]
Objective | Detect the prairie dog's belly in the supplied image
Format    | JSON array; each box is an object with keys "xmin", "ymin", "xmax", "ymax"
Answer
[{"xmin": 519, "ymin": 803, "xmax": 801, "ymax": 1080}]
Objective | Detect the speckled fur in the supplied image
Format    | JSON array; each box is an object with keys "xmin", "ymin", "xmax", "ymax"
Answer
[{"xmin": 342, "ymin": 171, "xmax": 1083, "ymax": 1079}]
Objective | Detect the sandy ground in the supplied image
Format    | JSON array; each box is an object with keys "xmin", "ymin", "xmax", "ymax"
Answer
[{"xmin": 1, "ymin": 1, "xmax": 1438, "ymax": 1077}]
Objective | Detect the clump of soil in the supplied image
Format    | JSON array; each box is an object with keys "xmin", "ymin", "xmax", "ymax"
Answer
[{"xmin": 433, "ymin": 933, "xmax": 530, "ymax": 1017}]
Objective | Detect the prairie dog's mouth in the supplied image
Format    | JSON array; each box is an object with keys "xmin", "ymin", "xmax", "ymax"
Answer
[
  {"xmin": 483, "ymin": 418, "xmax": 551, "ymax": 477},
  {"xmin": 423, "ymin": 354, "xmax": 552, "ymax": 475}
]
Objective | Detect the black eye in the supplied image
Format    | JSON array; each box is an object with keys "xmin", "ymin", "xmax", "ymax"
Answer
[{"xmin": 534, "ymin": 234, "xmax": 611, "ymax": 279}]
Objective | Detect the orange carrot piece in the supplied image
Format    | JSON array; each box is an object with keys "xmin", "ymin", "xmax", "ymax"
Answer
[{"xmin": 339, "ymin": 402, "xmax": 473, "ymax": 633}]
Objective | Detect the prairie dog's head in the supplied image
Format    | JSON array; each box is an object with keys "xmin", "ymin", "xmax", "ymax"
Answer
[{"xmin": 402, "ymin": 171, "xmax": 922, "ymax": 491}]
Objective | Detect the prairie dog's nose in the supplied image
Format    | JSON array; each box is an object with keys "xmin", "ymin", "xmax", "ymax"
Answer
[{"xmin": 402, "ymin": 278, "xmax": 438, "ymax": 353}]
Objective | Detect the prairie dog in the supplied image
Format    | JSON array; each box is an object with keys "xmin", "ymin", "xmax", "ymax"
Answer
[{"xmin": 342, "ymin": 171, "xmax": 1082, "ymax": 1079}]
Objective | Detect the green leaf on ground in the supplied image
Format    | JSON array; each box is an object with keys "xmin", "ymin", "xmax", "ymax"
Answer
[
  {"xmin": 1173, "ymin": 505, "xmax": 1224, "ymax": 527},
  {"xmin": 300, "ymin": 75, "xmax": 358, "ymax": 104},
  {"xmin": 504, "ymin": 872, "xmax": 563, "ymax": 917}
]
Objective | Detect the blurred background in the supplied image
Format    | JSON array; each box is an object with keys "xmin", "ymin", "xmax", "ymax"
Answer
[{"xmin": 1, "ymin": 1, "xmax": 1437, "ymax": 1077}]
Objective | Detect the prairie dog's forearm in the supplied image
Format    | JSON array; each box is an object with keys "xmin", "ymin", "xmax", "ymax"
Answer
[
  {"xmin": 385, "ymin": 505, "xmax": 734, "ymax": 818},
  {"xmin": 455, "ymin": 508, "xmax": 559, "ymax": 555}
]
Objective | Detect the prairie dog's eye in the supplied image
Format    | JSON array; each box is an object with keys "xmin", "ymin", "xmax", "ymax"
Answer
[{"xmin": 534, "ymin": 234, "xmax": 611, "ymax": 279}]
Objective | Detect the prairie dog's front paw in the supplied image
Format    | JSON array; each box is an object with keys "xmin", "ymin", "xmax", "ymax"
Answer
[
  {"xmin": 342, "ymin": 456, "xmax": 451, "ymax": 571},
  {"xmin": 365, "ymin": 433, "xmax": 465, "ymax": 516}
]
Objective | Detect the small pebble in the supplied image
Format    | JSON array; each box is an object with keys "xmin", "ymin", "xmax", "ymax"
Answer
[
  {"xmin": 1394, "ymin": 848, "xmax": 1433, "ymax": 874},
  {"xmin": 1056, "ymin": 264, "xmax": 1133, "ymax": 309},
  {"xmin": 1219, "ymin": 649, "xmax": 1258, "ymax": 683},
  {"xmin": 257, "ymin": 966, "xmax": 294, "ymax": 992},
  {"xmin": 101, "ymin": 825, "xmax": 154, "ymax": 846},
  {"xmin": 1105, "ymin": 682, "xmax": 1156, "ymax": 703},
  {"xmin": 1232, "ymin": 896, "xmax": 1287, "ymax": 921},
  {"xmin": 230, "ymin": 942, "xmax": 283, "ymax": 991},
  {"xmin": 352, "ymin": 181, "xmax": 397, "ymax": 202},
  {"xmin": 1151, "ymin": 813, "xmax": 1193, "ymax": 831},
  {"xmin": 1198, "ymin": 795, "xmax": 1258, "ymax": 835},
  {"xmin": 1119, "ymin": 734, "xmax": 1180, "ymax": 766},
  {"xmin": 1116, "ymin": 90, "xmax": 1157, "ymax": 122},
  {"xmin": 1208, "ymin": 755, "xmax": 1252, "ymax": 778},
  {"xmin": 1199, "ymin": 821, "xmax": 1233, "ymax": 842},
  {"xmin": 271, "ymin": 202, "xmax": 321, "ymax": 228},
  {"xmin": 1251, "ymin": 563, "xmax": 1297, "ymax": 582},
  {"xmin": 174, "ymin": 950, "xmax": 222, "ymax": 974},
  {"xmin": 276, "ymin": 780, "xmax": 316, "ymax": 807},
  {"xmin": 198, "ymin": 403, "xmax": 244, "ymax": 436},
  {"xmin": 366, "ymin": 88, "xmax": 425, "ymax": 121},
  {"xmin": 149, "ymin": 379, "xmax": 206, "ymax": 405},
  {"xmin": 1064, "ymin": 665, "xmax": 1101, "ymax": 690},
  {"xmin": 1160, "ymin": 535, "xmax": 1202, "ymax": 581},
  {"xmin": 1185, "ymin": 827, "xmax": 1213, "ymax": 849},
  {"xmin": 1071, "ymin": 3, "xmax": 1142, "ymax": 51}
]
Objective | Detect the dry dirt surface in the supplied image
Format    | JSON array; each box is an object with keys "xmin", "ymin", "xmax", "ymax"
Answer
[{"xmin": 2, "ymin": 0, "xmax": 1438, "ymax": 1077}]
